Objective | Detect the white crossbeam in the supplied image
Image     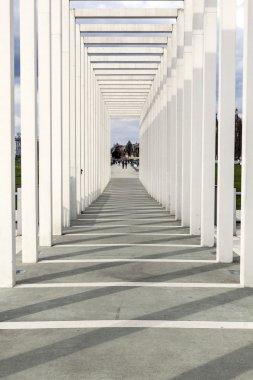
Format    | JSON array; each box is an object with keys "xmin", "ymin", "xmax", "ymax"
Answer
[
  {"xmin": 92, "ymin": 63, "xmax": 159, "ymax": 69},
  {"xmin": 94, "ymin": 70, "xmax": 157, "ymax": 75},
  {"xmin": 75, "ymin": 9, "xmax": 178, "ymax": 19},
  {"xmin": 98, "ymin": 80, "xmax": 153, "ymax": 85},
  {"xmin": 90, "ymin": 56, "xmax": 161, "ymax": 63},
  {"xmin": 80, "ymin": 24, "xmax": 172, "ymax": 33},
  {"xmin": 96, "ymin": 76, "xmax": 154, "ymax": 80},
  {"xmin": 84, "ymin": 36, "xmax": 168, "ymax": 45},
  {"xmin": 88, "ymin": 47, "xmax": 164, "ymax": 54}
]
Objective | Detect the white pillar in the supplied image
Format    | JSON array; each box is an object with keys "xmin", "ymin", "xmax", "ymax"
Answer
[
  {"xmin": 217, "ymin": 0, "xmax": 236, "ymax": 262},
  {"xmin": 162, "ymin": 49, "xmax": 168, "ymax": 208},
  {"xmin": 62, "ymin": 0, "xmax": 70, "ymax": 227},
  {"xmin": 170, "ymin": 25, "xmax": 177, "ymax": 215},
  {"xmin": 166, "ymin": 39, "xmax": 172, "ymax": 212},
  {"xmin": 175, "ymin": 10, "xmax": 184, "ymax": 220},
  {"xmin": 181, "ymin": 0, "xmax": 192, "ymax": 226},
  {"xmin": 75, "ymin": 25, "xmax": 81, "ymax": 215},
  {"xmin": 84, "ymin": 47, "xmax": 89, "ymax": 209},
  {"xmin": 81, "ymin": 39, "xmax": 85, "ymax": 212},
  {"xmin": 0, "ymin": 0, "xmax": 16, "ymax": 287},
  {"xmin": 38, "ymin": 0, "xmax": 52, "ymax": 247},
  {"xmin": 240, "ymin": 0, "xmax": 253, "ymax": 286},
  {"xmin": 87, "ymin": 57, "xmax": 91, "ymax": 206},
  {"xmin": 51, "ymin": 0, "xmax": 62, "ymax": 236},
  {"xmin": 201, "ymin": 0, "xmax": 217, "ymax": 247},
  {"xmin": 190, "ymin": 0, "xmax": 204, "ymax": 236},
  {"xmin": 69, "ymin": 10, "xmax": 77, "ymax": 219},
  {"xmin": 20, "ymin": 0, "xmax": 38, "ymax": 263}
]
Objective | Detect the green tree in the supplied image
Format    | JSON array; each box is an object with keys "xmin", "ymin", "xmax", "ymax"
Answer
[
  {"xmin": 235, "ymin": 109, "xmax": 242, "ymax": 160},
  {"xmin": 125, "ymin": 140, "xmax": 133, "ymax": 156},
  {"xmin": 112, "ymin": 143, "xmax": 121, "ymax": 159}
]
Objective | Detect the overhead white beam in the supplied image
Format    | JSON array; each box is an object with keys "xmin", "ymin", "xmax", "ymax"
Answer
[
  {"xmin": 99, "ymin": 85, "xmax": 151, "ymax": 88},
  {"xmin": 75, "ymin": 9, "xmax": 178, "ymax": 19},
  {"xmin": 109, "ymin": 114, "xmax": 141, "ymax": 116},
  {"xmin": 102, "ymin": 92, "xmax": 148, "ymax": 94},
  {"xmin": 90, "ymin": 56, "xmax": 161, "ymax": 63},
  {"xmin": 94, "ymin": 70, "xmax": 157, "ymax": 75},
  {"xmin": 92, "ymin": 63, "xmax": 159, "ymax": 69},
  {"xmin": 109, "ymin": 114, "xmax": 141, "ymax": 117},
  {"xmin": 97, "ymin": 76, "xmax": 154, "ymax": 80},
  {"xmin": 102, "ymin": 95, "xmax": 148, "ymax": 98},
  {"xmin": 98, "ymin": 80, "xmax": 153, "ymax": 85},
  {"xmin": 102, "ymin": 93, "xmax": 148, "ymax": 96},
  {"xmin": 80, "ymin": 24, "xmax": 172, "ymax": 33},
  {"xmin": 110, "ymin": 116, "xmax": 141, "ymax": 119},
  {"xmin": 73, "ymin": 0, "xmax": 181, "ymax": 1},
  {"xmin": 102, "ymin": 98, "xmax": 148, "ymax": 101},
  {"xmin": 107, "ymin": 108, "xmax": 144, "ymax": 110},
  {"xmin": 88, "ymin": 47, "xmax": 164, "ymax": 55},
  {"xmin": 103, "ymin": 99, "xmax": 147, "ymax": 101},
  {"xmin": 105, "ymin": 103, "xmax": 145, "ymax": 105},
  {"xmin": 84, "ymin": 37, "xmax": 168, "ymax": 45}
]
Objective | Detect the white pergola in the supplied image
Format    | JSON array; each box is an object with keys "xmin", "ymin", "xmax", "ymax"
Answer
[{"xmin": 0, "ymin": 0, "xmax": 253, "ymax": 288}]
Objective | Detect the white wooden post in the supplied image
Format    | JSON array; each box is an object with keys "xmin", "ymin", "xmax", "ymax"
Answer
[
  {"xmin": 38, "ymin": 0, "xmax": 52, "ymax": 247},
  {"xmin": 0, "ymin": 0, "xmax": 16, "ymax": 286},
  {"xmin": 201, "ymin": 0, "xmax": 217, "ymax": 247},
  {"xmin": 217, "ymin": 0, "xmax": 236, "ymax": 262},
  {"xmin": 20, "ymin": 0, "xmax": 38, "ymax": 262},
  {"xmin": 241, "ymin": 0, "xmax": 253, "ymax": 286}
]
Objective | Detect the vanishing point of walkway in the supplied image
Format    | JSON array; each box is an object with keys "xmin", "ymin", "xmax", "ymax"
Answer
[{"xmin": 1, "ymin": 167, "xmax": 253, "ymax": 379}]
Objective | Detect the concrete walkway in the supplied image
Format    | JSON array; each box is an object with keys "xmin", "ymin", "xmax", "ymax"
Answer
[{"xmin": 1, "ymin": 168, "xmax": 253, "ymax": 379}]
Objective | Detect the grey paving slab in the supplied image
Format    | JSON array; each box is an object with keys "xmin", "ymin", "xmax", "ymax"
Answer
[
  {"xmin": 15, "ymin": 261, "xmax": 239, "ymax": 284},
  {"xmin": 1, "ymin": 329, "xmax": 253, "ymax": 380},
  {"xmin": 111, "ymin": 165, "xmax": 139, "ymax": 178},
  {"xmin": 38, "ymin": 245, "xmax": 216, "ymax": 261},
  {"xmin": 63, "ymin": 226, "xmax": 190, "ymax": 235},
  {"xmin": 71, "ymin": 219, "xmax": 179, "ymax": 227},
  {"xmin": 1, "ymin": 287, "xmax": 252, "ymax": 323},
  {"xmin": 53, "ymin": 234, "xmax": 199, "ymax": 245},
  {"xmin": 0, "ymin": 172, "xmax": 247, "ymax": 380}
]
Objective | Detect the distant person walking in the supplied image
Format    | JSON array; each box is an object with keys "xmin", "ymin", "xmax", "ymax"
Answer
[
  {"xmin": 125, "ymin": 161, "xmax": 128, "ymax": 169},
  {"xmin": 122, "ymin": 161, "xmax": 125, "ymax": 169}
]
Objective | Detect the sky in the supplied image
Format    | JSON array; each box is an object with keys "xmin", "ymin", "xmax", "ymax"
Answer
[{"xmin": 13, "ymin": 0, "xmax": 245, "ymax": 146}]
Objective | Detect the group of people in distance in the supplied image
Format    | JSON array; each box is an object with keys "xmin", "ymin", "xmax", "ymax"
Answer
[
  {"xmin": 113, "ymin": 160, "xmax": 129, "ymax": 169},
  {"xmin": 122, "ymin": 161, "xmax": 128, "ymax": 169}
]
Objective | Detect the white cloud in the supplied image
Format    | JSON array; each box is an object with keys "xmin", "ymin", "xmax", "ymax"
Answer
[{"xmin": 111, "ymin": 118, "xmax": 139, "ymax": 145}]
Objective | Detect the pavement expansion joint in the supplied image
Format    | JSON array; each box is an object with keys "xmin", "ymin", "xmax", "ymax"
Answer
[
  {"xmin": 1, "ymin": 320, "xmax": 252, "ymax": 330},
  {"xmin": 15, "ymin": 282, "xmax": 242, "ymax": 289}
]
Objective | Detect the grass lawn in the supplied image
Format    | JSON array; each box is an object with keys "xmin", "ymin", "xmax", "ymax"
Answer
[
  {"xmin": 16, "ymin": 158, "xmax": 21, "ymax": 190},
  {"xmin": 234, "ymin": 164, "xmax": 242, "ymax": 210},
  {"xmin": 215, "ymin": 163, "xmax": 241, "ymax": 210}
]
